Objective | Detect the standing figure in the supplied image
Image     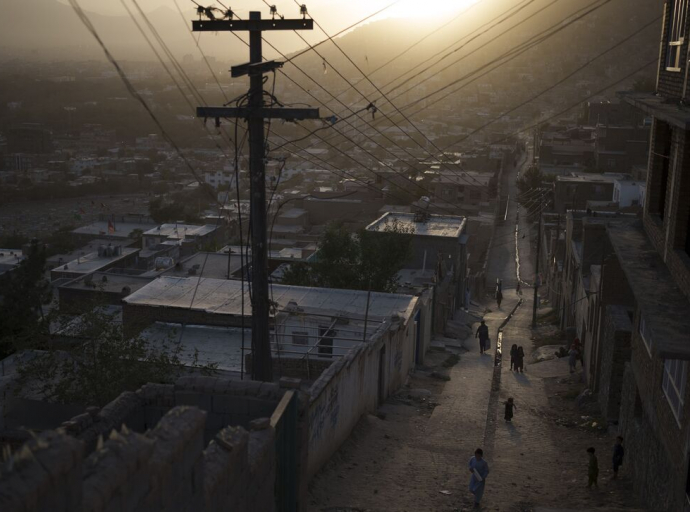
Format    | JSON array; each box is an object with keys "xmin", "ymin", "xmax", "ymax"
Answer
[
  {"xmin": 468, "ymin": 448, "xmax": 490, "ymax": 508},
  {"xmin": 496, "ymin": 289, "xmax": 503, "ymax": 309},
  {"xmin": 504, "ymin": 397, "xmax": 516, "ymax": 422},
  {"xmin": 510, "ymin": 344, "xmax": 518, "ymax": 371},
  {"xmin": 587, "ymin": 447, "xmax": 599, "ymax": 489},
  {"xmin": 569, "ymin": 347, "xmax": 579, "ymax": 373},
  {"xmin": 516, "ymin": 281, "xmax": 521, "ymax": 295},
  {"xmin": 515, "ymin": 346, "xmax": 525, "ymax": 372},
  {"xmin": 476, "ymin": 320, "xmax": 489, "ymax": 355},
  {"xmin": 612, "ymin": 436, "xmax": 624, "ymax": 479}
]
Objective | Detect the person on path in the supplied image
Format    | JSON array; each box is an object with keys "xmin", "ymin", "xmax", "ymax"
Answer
[
  {"xmin": 516, "ymin": 281, "xmax": 521, "ymax": 295},
  {"xmin": 515, "ymin": 346, "xmax": 525, "ymax": 372},
  {"xmin": 476, "ymin": 320, "xmax": 489, "ymax": 355},
  {"xmin": 587, "ymin": 447, "xmax": 599, "ymax": 489},
  {"xmin": 569, "ymin": 347, "xmax": 579, "ymax": 373},
  {"xmin": 468, "ymin": 448, "xmax": 490, "ymax": 508},
  {"xmin": 496, "ymin": 289, "xmax": 503, "ymax": 309},
  {"xmin": 612, "ymin": 436, "xmax": 624, "ymax": 479},
  {"xmin": 510, "ymin": 344, "xmax": 518, "ymax": 371},
  {"xmin": 504, "ymin": 397, "xmax": 516, "ymax": 422}
]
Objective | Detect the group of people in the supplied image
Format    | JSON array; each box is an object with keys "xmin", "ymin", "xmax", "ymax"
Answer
[
  {"xmin": 468, "ymin": 437, "xmax": 626, "ymax": 508},
  {"xmin": 509, "ymin": 344, "xmax": 525, "ymax": 372}
]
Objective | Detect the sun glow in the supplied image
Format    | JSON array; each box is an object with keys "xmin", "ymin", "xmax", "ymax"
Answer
[{"xmin": 384, "ymin": 0, "xmax": 479, "ymax": 19}]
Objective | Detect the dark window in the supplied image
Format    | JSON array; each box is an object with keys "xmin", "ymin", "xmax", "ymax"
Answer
[
  {"xmin": 318, "ymin": 327, "xmax": 335, "ymax": 357},
  {"xmin": 292, "ymin": 331, "xmax": 308, "ymax": 345}
]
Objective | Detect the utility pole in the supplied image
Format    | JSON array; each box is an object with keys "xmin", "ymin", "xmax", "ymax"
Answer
[
  {"xmin": 532, "ymin": 196, "xmax": 543, "ymax": 328},
  {"xmin": 193, "ymin": 11, "xmax": 318, "ymax": 381}
]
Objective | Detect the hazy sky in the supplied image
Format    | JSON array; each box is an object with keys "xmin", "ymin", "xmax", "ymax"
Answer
[{"xmin": 59, "ymin": 0, "xmax": 480, "ymax": 27}]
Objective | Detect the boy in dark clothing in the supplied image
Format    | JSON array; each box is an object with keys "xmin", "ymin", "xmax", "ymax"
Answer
[
  {"xmin": 504, "ymin": 397, "xmax": 516, "ymax": 422},
  {"xmin": 587, "ymin": 447, "xmax": 599, "ymax": 488},
  {"xmin": 476, "ymin": 320, "xmax": 489, "ymax": 354},
  {"xmin": 612, "ymin": 436, "xmax": 624, "ymax": 479}
]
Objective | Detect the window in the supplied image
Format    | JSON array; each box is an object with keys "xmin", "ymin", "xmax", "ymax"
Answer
[
  {"xmin": 318, "ymin": 327, "xmax": 335, "ymax": 357},
  {"xmin": 663, "ymin": 358, "xmax": 688, "ymax": 424},
  {"xmin": 292, "ymin": 331, "xmax": 309, "ymax": 345},
  {"xmin": 639, "ymin": 314, "xmax": 654, "ymax": 355},
  {"xmin": 667, "ymin": 0, "xmax": 689, "ymax": 70}
]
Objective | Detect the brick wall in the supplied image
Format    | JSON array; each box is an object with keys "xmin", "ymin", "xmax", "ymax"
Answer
[
  {"xmin": 597, "ymin": 305, "xmax": 632, "ymax": 421},
  {"xmin": 657, "ymin": 1, "xmax": 688, "ymax": 100}
]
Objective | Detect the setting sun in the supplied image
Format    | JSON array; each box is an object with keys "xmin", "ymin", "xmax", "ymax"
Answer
[{"xmin": 381, "ymin": 0, "xmax": 479, "ymax": 19}]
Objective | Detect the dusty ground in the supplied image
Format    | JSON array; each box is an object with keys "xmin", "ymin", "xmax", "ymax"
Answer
[{"xmin": 307, "ymin": 302, "xmax": 645, "ymax": 512}]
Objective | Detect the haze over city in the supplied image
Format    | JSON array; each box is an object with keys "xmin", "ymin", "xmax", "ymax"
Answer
[{"xmin": 0, "ymin": 1, "xmax": 688, "ymax": 511}]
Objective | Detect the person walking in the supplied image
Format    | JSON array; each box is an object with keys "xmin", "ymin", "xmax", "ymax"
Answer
[
  {"xmin": 504, "ymin": 397, "xmax": 516, "ymax": 422},
  {"xmin": 515, "ymin": 346, "xmax": 525, "ymax": 372},
  {"xmin": 468, "ymin": 448, "xmax": 490, "ymax": 508},
  {"xmin": 516, "ymin": 281, "xmax": 521, "ymax": 295},
  {"xmin": 612, "ymin": 436, "xmax": 624, "ymax": 479},
  {"xmin": 587, "ymin": 447, "xmax": 599, "ymax": 489},
  {"xmin": 496, "ymin": 289, "xmax": 503, "ymax": 309},
  {"xmin": 476, "ymin": 320, "xmax": 489, "ymax": 355},
  {"xmin": 510, "ymin": 344, "xmax": 518, "ymax": 371}
]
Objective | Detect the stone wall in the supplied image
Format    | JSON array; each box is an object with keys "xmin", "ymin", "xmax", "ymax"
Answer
[
  {"xmin": 0, "ymin": 406, "xmax": 277, "ymax": 512},
  {"xmin": 245, "ymin": 353, "xmax": 334, "ymax": 381},
  {"xmin": 597, "ymin": 305, "xmax": 632, "ymax": 422}
]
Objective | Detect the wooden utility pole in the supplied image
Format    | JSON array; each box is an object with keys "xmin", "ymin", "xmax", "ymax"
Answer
[{"xmin": 193, "ymin": 11, "xmax": 318, "ymax": 381}]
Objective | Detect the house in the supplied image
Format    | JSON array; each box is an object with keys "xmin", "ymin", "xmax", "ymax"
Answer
[
  {"xmin": 50, "ymin": 246, "xmax": 140, "ymax": 283},
  {"xmin": 366, "ymin": 212, "xmax": 469, "ymax": 310},
  {"xmin": 552, "ymin": 173, "xmax": 630, "ymax": 214}
]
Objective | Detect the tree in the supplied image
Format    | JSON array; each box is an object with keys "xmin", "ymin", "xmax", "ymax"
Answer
[
  {"xmin": 14, "ymin": 305, "xmax": 217, "ymax": 407},
  {"xmin": 0, "ymin": 240, "xmax": 51, "ymax": 359},
  {"xmin": 281, "ymin": 220, "xmax": 414, "ymax": 293}
]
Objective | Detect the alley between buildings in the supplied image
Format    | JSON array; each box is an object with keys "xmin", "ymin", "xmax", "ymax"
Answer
[{"xmin": 307, "ymin": 152, "xmax": 646, "ymax": 512}]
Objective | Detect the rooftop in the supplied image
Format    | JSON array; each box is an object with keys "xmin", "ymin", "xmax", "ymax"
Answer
[
  {"xmin": 158, "ymin": 252, "xmax": 245, "ymax": 279},
  {"xmin": 366, "ymin": 212, "xmax": 466, "ymax": 239},
  {"xmin": 72, "ymin": 221, "xmax": 155, "ymax": 238},
  {"xmin": 58, "ymin": 272, "xmax": 153, "ymax": 294},
  {"xmin": 123, "ymin": 276, "xmax": 418, "ymax": 321},
  {"xmin": 142, "ymin": 224, "xmax": 218, "ymax": 239},
  {"xmin": 51, "ymin": 247, "xmax": 139, "ymax": 276},
  {"xmin": 623, "ymin": 92, "xmax": 690, "ymax": 130},
  {"xmin": 557, "ymin": 172, "xmax": 630, "ymax": 184},
  {"xmin": 607, "ymin": 221, "xmax": 690, "ymax": 359},
  {"xmin": 140, "ymin": 322, "xmax": 247, "ymax": 373},
  {"xmin": 0, "ymin": 249, "xmax": 23, "ymax": 275}
]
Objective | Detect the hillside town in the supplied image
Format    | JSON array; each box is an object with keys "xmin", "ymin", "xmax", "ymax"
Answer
[{"xmin": 0, "ymin": 1, "xmax": 688, "ymax": 511}]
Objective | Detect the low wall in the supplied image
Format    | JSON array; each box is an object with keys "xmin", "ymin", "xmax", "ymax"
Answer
[
  {"xmin": 245, "ymin": 353, "xmax": 334, "ymax": 381},
  {"xmin": 0, "ymin": 406, "xmax": 276, "ymax": 512}
]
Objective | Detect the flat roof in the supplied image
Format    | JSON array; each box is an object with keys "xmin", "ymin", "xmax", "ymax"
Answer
[
  {"xmin": 72, "ymin": 221, "xmax": 155, "ymax": 237},
  {"xmin": 160, "ymin": 252, "xmax": 245, "ymax": 279},
  {"xmin": 607, "ymin": 222, "xmax": 690, "ymax": 359},
  {"xmin": 623, "ymin": 93, "xmax": 690, "ymax": 130},
  {"xmin": 51, "ymin": 248, "xmax": 139, "ymax": 275},
  {"xmin": 142, "ymin": 223, "xmax": 218, "ymax": 238},
  {"xmin": 366, "ymin": 212, "xmax": 466, "ymax": 239},
  {"xmin": 141, "ymin": 322, "xmax": 246, "ymax": 372},
  {"xmin": 0, "ymin": 249, "xmax": 23, "ymax": 274},
  {"xmin": 123, "ymin": 276, "xmax": 418, "ymax": 321},
  {"xmin": 58, "ymin": 272, "xmax": 153, "ymax": 294}
]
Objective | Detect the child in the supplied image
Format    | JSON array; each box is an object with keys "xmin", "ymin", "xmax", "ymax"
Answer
[
  {"xmin": 504, "ymin": 397, "xmax": 516, "ymax": 422},
  {"xmin": 510, "ymin": 344, "xmax": 518, "ymax": 371},
  {"xmin": 612, "ymin": 436, "xmax": 624, "ymax": 479},
  {"xmin": 587, "ymin": 447, "xmax": 599, "ymax": 488},
  {"xmin": 569, "ymin": 347, "xmax": 579, "ymax": 373}
]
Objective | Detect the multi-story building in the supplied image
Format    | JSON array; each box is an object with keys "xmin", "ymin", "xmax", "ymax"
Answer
[{"xmin": 613, "ymin": 2, "xmax": 690, "ymax": 509}]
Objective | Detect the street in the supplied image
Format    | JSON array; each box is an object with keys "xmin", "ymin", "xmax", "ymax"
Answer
[{"xmin": 307, "ymin": 154, "xmax": 646, "ymax": 512}]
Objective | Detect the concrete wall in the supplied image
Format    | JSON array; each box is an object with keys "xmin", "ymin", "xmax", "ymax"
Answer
[
  {"xmin": 0, "ymin": 407, "xmax": 277, "ymax": 512},
  {"xmin": 597, "ymin": 305, "xmax": 632, "ymax": 421},
  {"xmin": 306, "ymin": 316, "xmax": 416, "ymax": 479}
]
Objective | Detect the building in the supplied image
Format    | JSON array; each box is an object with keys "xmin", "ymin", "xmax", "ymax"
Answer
[
  {"xmin": 612, "ymin": 178, "xmax": 645, "ymax": 208},
  {"xmin": 366, "ymin": 211, "xmax": 469, "ymax": 310},
  {"xmin": 590, "ymin": 3, "xmax": 690, "ymax": 509},
  {"xmin": 141, "ymin": 224, "xmax": 225, "ymax": 254},
  {"xmin": 552, "ymin": 173, "xmax": 630, "ymax": 214},
  {"xmin": 50, "ymin": 246, "xmax": 140, "ymax": 282}
]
